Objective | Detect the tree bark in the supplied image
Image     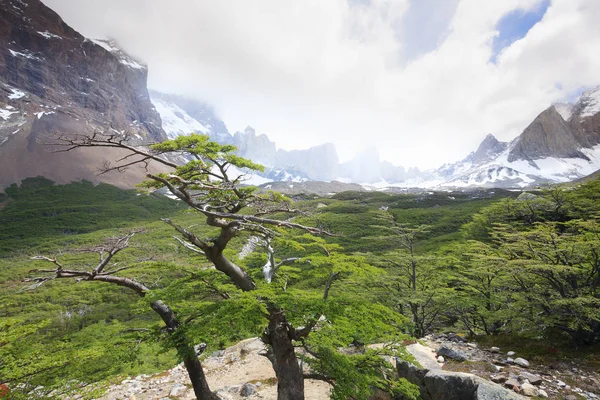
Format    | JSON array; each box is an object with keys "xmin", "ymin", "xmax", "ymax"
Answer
[
  {"xmin": 210, "ymin": 251, "xmax": 256, "ymax": 291},
  {"xmin": 263, "ymin": 308, "xmax": 304, "ymax": 400},
  {"xmin": 151, "ymin": 300, "xmax": 218, "ymax": 400}
]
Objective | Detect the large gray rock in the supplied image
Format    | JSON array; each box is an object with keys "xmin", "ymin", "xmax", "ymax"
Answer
[
  {"xmin": 436, "ymin": 346, "xmax": 469, "ymax": 362},
  {"xmin": 396, "ymin": 359, "xmax": 525, "ymax": 400}
]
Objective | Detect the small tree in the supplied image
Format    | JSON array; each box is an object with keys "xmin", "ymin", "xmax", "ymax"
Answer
[{"xmin": 26, "ymin": 233, "xmax": 218, "ymax": 400}]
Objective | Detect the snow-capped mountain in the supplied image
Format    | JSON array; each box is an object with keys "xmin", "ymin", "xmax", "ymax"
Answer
[
  {"xmin": 149, "ymin": 91, "xmax": 339, "ymax": 182},
  {"xmin": 414, "ymin": 86, "xmax": 600, "ymax": 188},
  {"xmin": 150, "ymin": 85, "xmax": 600, "ymax": 189}
]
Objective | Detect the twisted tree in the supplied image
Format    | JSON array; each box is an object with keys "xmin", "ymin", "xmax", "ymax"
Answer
[{"xmin": 50, "ymin": 132, "xmax": 333, "ymax": 399}]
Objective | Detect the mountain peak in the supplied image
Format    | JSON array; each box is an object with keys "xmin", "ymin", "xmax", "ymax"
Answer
[
  {"xmin": 469, "ymin": 133, "xmax": 507, "ymax": 164},
  {"xmin": 242, "ymin": 126, "xmax": 256, "ymax": 136},
  {"xmin": 508, "ymin": 106, "xmax": 587, "ymax": 162}
]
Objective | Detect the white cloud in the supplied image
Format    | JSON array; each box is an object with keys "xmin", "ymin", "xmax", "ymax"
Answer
[{"xmin": 43, "ymin": 0, "xmax": 600, "ymax": 168}]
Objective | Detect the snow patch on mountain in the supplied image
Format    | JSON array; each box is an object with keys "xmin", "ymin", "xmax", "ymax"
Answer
[
  {"xmin": 579, "ymin": 86, "xmax": 600, "ymax": 118},
  {"xmin": 88, "ymin": 39, "xmax": 147, "ymax": 70},
  {"xmin": 7, "ymin": 87, "xmax": 26, "ymax": 99},
  {"xmin": 151, "ymin": 96, "xmax": 208, "ymax": 139}
]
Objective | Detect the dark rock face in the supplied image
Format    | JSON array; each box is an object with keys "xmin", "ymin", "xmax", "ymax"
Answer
[
  {"xmin": 0, "ymin": 0, "xmax": 167, "ymax": 187},
  {"xmin": 508, "ymin": 107, "xmax": 587, "ymax": 162},
  {"xmin": 436, "ymin": 346, "xmax": 469, "ymax": 362},
  {"xmin": 0, "ymin": 0, "xmax": 165, "ymax": 141}
]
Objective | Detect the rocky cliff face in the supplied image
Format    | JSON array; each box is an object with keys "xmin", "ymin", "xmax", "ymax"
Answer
[
  {"xmin": 0, "ymin": 0, "xmax": 167, "ymax": 188},
  {"xmin": 508, "ymin": 107, "xmax": 587, "ymax": 162}
]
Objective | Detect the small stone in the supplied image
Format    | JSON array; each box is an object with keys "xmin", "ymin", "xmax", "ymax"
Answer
[
  {"xmin": 467, "ymin": 342, "xmax": 478, "ymax": 349},
  {"xmin": 564, "ymin": 385, "xmax": 571, "ymax": 390},
  {"xmin": 521, "ymin": 381, "xmax": 538, "ymax": 397},
  {"xmin": 556, "ymin": 380, "xmax": 566, "ymax": 388},
  {"xmin": 240, "ymin": 383, "xmax": 257, "ymax": 397},
  {"xmin": 490, "ymin": 346, "xmax": 501, "ymax": 353},
  {"xmin": 437, "ymin": 356, "xmax": 445, "ymax": 363},
  {"xmin": 507, "ymin": 357, "xmax": 514, "ymax": 364},
  {"xmin": 519, "ymin": 372, "xmax": 542, "ymax": 385},
  {"xmin": 491, "ymin": 373, "xmax": 508, "ymax": 383},
  {"xmin": 169, "ymin": 383, "xmax": 187, "ymax": 397},
  {"xmin": 507, "ymin": 351, "xmax": 516, "ymax": 356},
  {"xmin": 513, "ymin": 357, "xmax": 530, "ymax": 368},
  {"xmin": 565, "ymin": 396, "xmax": 577, "ymax": 400},
  {"xmin": 504, "ymin": 378, "xmax": 521, "ymax": 393},
  {"xmin": 538, "ymin": 389, "xmax": 549, "ymax": 398}
]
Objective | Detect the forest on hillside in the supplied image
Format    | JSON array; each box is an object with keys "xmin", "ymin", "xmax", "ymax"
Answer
[{"xmin": 1, "ymin": 135, "xmax": 599, "ymax": 399}]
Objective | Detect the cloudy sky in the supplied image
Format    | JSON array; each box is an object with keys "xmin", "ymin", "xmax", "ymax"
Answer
[{"xmin": 44, "ymin": 0, "xmax": 600, "ymax": 169}]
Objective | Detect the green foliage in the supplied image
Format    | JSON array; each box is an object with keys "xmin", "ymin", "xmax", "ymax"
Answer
[{"xmin": 0, "ymin": 178, "xmax": 183, "ymax": 255}]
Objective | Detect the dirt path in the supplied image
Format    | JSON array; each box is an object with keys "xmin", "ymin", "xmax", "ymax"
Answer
[{"xmin": 97, "ymin": 338, "xmax": 331, "ymax": 400}]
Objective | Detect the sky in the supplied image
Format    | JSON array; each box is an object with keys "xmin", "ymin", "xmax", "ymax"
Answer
[{"xmin": 43, "ymin": 0, "xmax": 600, "ymax": 169}]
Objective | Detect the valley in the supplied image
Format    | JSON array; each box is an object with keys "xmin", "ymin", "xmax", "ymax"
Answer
[{"xmin": 1, "ymin": 1, "xmax": 600, "ymax": 399}]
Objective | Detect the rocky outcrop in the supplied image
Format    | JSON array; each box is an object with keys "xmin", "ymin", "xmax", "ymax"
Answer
[
  {"xmin": 396, "ymin": 359, "xmax": 525, "ymax": 400},
  {"xmin": 508, "ymin": 107, "xmax": 587, "ymax": 162},
  {"xmin": 0, "ymin": 0, "xmax": 167, "ymax": 188}
]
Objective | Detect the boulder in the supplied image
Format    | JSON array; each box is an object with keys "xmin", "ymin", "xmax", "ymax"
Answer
[
  {"xmin": 396, "ymin": 359, "xmax": 525, "ymax": 400},
  {"xmin": 436, "ymin": 346, "xmax": 468, "ymax": 362},
  {"xmin": 513, "ymin": 358, "xmax": 530, "ymax": 368}
]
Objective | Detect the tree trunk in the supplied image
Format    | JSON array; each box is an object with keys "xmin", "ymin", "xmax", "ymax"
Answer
[
  {"xmin": 263, "ymin": 308, "xmax": 304, "ymax": 400},
  {"xmin": 210, "ymin": 251, "xmax": 256, "ymax": 291},
  {"xmin": 151, "ymin": 300, "xmax": 218, "ymax": 400}
]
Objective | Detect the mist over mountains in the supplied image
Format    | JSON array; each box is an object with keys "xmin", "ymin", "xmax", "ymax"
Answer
[
  {"xmin": 149, "ymin": 87, "xmax": 600, "ymax": 189},
  {"xmin": 1, "ymin": 0, "xmax": 600, "ymax": 191}
]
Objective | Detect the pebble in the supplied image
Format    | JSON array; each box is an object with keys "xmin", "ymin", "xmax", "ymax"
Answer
[
  {"xmin": 169, "ymin": 383, "xmax": 187, "ymax": 397},
  {"xmin": 437, "ymin": 356, "xmax": 445, "ymax": 363},
  {"xmin": 490, "ymin": 346, "xmax": 500, "ymax": 353},
  {"xmin": 538, "ymin": 389, "xmax": 549, "ymax": 398},
  {"xmin": 507, "ymin": 351, "xmax": 516, "ymax": 356}
]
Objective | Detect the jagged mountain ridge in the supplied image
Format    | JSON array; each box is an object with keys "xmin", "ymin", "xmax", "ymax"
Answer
[
  {"xmin": 426, "ymin": 86, "xmax": 600, "ymax": 189},
  {"xmin": 149, "ymin": 91, "xmax": 338, "ymax": 182},
  {"xmin": 0, "ymin": 0, "xmax": 167, "ymax": 188},
  {"xmin": 150, "ymin": 86, "xmax": 600, "ymax": 188}
]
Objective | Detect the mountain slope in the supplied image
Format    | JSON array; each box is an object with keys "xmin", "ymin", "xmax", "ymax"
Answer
[{"xmin": 0, "ymin": 0, "xmax": 167, "ymax": 188}]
